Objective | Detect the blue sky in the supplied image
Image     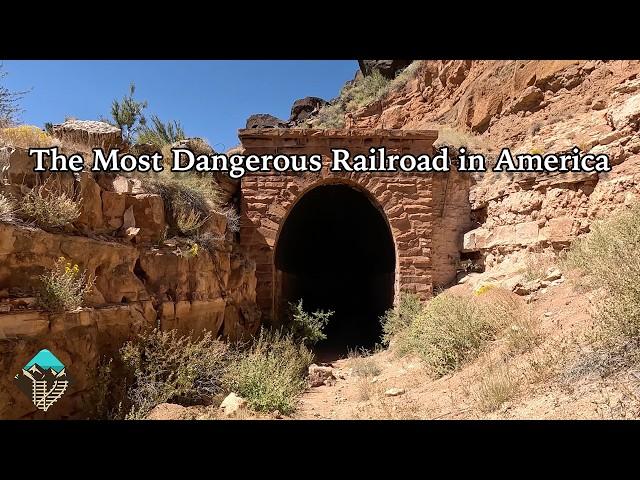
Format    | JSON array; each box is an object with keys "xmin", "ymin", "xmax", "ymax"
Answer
[{"xmin": 1, "ymin": 60, "xmax": 358, "ymax": 151}]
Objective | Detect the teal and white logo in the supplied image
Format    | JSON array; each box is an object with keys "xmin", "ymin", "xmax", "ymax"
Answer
[{"xmin": 14, "ymin": 349, "xmax": 72, "ymax": 412}]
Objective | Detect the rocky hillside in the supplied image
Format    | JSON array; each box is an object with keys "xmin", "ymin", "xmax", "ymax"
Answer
[
  {"xmin": 0, "ymin": 122, "xmax": 258, "ymax": 419},
  {"xmin": 345, "ymin": 60, "xmax": 640, "ymax": 275}
]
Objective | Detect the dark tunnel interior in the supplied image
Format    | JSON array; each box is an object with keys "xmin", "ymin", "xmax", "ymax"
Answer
[{"xmin": 275, "ymin": 184, "xmax": 396, "ymax": 359}]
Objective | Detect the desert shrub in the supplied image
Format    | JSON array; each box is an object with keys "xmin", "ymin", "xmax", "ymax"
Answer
[
  {"xmin": 522, "ymin": 248, "xmax": 558, "ymax": 281},
  {"xmin": 565, "ymin": 203, "xmax": 640, "ymax": 340},
  {"xmin": 175, "ymin": 207, "xmax": 209, "ymax": 236},
  {"xmin": 146, "ymin": 171, "xmax": 221, "ymax": 236},
  {"xmin": 341, "ymin": 70, "xmax": 390, "ymax": 111},
  {"xmin": 393, "ymin": 293, "xmax": 500, "ymax": 376},
  {"xmin": 137, "ymin": 114, "xmax": 185, "ymax": 147},
  {"xmin": 19, "ymin": 181, "xmax": 81, "ymax": 228},
  {"xmin": 222, "ymin": 205, "xmax": 241, "ymax": 233},
  {"xmin": 0, "ymin": 125, "xmax": 55, "ymax": 148},
  {"xmin": 223, "ymin": 328, "xmax": 313, "ymax": 414},
  {"xmin": 120, "ymin": 329, "xmax": 230, "ymax": 419},
  {"xmin": 433, "ymin": 127, "xmax": 488, "ymax": 152},
  {"xmin": 0, "ymin": 193, "xmax": 16, "ymax": 223},
  {"xmin": 191, "ymin": 232, "xmax": 224, "ymax": 253},
  {"xmin": 314, "ymin": 103, "xmax": 345, "ymax": 129},
  {"xmin": 348, "ymin": 348, "xmax": 382, "ymax": 378},
  {"xmin": 285, "ymin": 299, "xmax": 333, "ymax": 346},
  {"xmin": 380, "ymin": 292, "xmax": 424, "ymax": 345},
  {"xmin": 37, "ymin": 257, "xmax": 95, "ymax": 312},
  {"xmin": 386, "ymin": 60, "xmax": 423, "ymax": 91},
  {"xmin": 472, "ymin": 363, "xmax": 518, "ymax": 413}
]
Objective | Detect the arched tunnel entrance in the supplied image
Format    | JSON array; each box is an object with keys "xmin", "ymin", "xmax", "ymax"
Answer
[{"xmin": 275, "ymin": 183, "xmax": 396, "ymax": 358}]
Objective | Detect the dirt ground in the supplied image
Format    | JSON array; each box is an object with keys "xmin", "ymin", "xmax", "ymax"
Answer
[{"xmin": 292, "ymin": 281, "xmax": 640, "ymax": 420}]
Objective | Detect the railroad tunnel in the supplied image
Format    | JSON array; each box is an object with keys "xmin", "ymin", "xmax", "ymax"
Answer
[{"xmin": 274, "ymin": 183, "xmax": 396, "ymax": 357}]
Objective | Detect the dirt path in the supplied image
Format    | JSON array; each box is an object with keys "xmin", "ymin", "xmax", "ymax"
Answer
[{"xmin": 294, "ymin": 282, "xmax": 640, "ymax": 420}]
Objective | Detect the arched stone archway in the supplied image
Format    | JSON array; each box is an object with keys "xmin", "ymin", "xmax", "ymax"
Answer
[
  {"xmin": 274, "ymin": 181, "xmax": 396, "ymax": 352},
  {"xmin": 239, "ymin": 129, "xmax": 471, "ymax": 345}
]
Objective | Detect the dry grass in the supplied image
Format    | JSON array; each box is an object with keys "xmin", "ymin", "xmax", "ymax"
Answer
[
  {"xmin": 472, "ymin": 362, "xmax": 518, "ymax": 413},
  {"xmin": 354, "ymin": 378, "xmax": 380, "ymax": 402},
  {"xmin": 175, "ymin": 207, "xmax": 209, "ymax": 236},
  {"xmin": 505, "ymin": 309, "xmax": 541, "ymax": 354},
  {"xmin": 314, "ymin": 62, "xmax": 423, "ymax": 129},
  {"xmin": 0, "ymin": 193, "xmax": 16, "ymax": 223},
  {"xmin": 145, "ymin": 171, "xmax": 220, "ymax": 237},
  {"xmin": 348, "ymin": 349, "xmax": 382, "ymax": 378},
  {"xmin": 433, "ymin": 126, "xmax": 489, "ymax": 152},
  {"xmin": 0, "ymin": 125, "xmax": 57, "ymax": 149},
  {"xmin": 19, "ymin": 180, "xmax": 82, "ymax": 229},
  {"xmin": 522, "ymin": 248, "xmax": 559, "ymax": 281}
]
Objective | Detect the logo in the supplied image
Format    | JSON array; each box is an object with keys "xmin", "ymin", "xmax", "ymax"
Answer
[{"xmin": 14, "ymin": 349, "xmax": 72, "ymax": 412}]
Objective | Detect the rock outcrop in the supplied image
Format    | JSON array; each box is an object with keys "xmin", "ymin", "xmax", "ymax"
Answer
[
  {"xmin": 289, "ymin": 96, "xmax": 327, "ymax": 123},
  {"xmin": 358, "ymin": 60, "xmax": 413, "ymax": 79},
  {"xmin": 0, "ymin": 127, "xmax": 259, "ymax": 419},
  {"xmin": 245, "ymin": 114, "xmax": 287, "ymax": 129},
  {"xmin": 51, "ymin": 120, "xmax": 124, "ymax": 150}
]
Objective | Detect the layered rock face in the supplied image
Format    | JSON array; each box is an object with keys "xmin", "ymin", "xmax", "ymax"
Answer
[
  {"xmin": 0, "ymin": 132, "xmax": 258, "ymax": 419},
  {"xmin": 349, "ymin": 60, "xmax": 640, "ymax": 267}
]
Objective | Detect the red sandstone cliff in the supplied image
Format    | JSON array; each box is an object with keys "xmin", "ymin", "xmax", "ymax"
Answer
[{"xmin": 349, "ymin": 60, "xmax": 640, "ymax": 270}]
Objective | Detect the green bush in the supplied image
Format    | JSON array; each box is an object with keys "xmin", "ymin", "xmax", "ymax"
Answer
[
  {"xmin": 565, "ymin": 203, "xmax": 640, "ymax": 340},
  {"xmin": 223, "ymin": 328, "xmax": 313, "ymax": 414},
  {"xmin": 380, "ymin": 292, "xmax": 424, "ymax": 345},
  {"xmin": 137, "ymin": 114, "xmax": 185, "ymax": 147},
  {"xmin": 286, "ymin": 299, "xmax": 333, "ymax": 346},
  {"xmin": 119, "ymin": 329, "xmax": 230, "ymax": 419},
  {"xmin": 393, "ymin": 293, "xmax": 500, "ymax": 376},
  {"xmin": 37, "ymin": 257, "xmax": 95, "ymax": 312}
]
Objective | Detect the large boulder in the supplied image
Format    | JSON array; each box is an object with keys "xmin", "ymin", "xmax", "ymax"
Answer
[
  {"xmin": 289, "ymin": 96, "xmax": 327, "ymax": 122},
  {"xmin": 51, "ymin": 120, "xmax": 123, "ymax": 151},
  {"xmin": 358, "ymin": 60, "xmax": 413, "ymax": 79},
  {"xmin": 245, "ymin": 114, "xmax": 287, "ymax": 129}
]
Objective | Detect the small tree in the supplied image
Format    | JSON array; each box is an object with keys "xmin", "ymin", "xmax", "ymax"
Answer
[
  {"xmin": 111, "ymin": 82, "xmax": 147, "ymax": 143},
  {"xmin": 0, "ymin": 64, "xmax": 29, "ymax": 127},
  {"xmin": 138, "ymin": 114, "xmax": 186, "ymax": 147}
]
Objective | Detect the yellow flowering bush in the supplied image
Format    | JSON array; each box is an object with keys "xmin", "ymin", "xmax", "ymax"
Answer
[
  {"xmin": 37, "ymin": 257, "xmax": 95, "ymax": 312},
  {"xmin": 0, "ymin": 125, "xmax": 55, "ymax": 148}
]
